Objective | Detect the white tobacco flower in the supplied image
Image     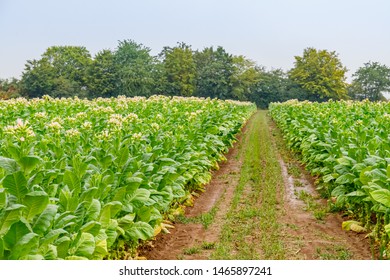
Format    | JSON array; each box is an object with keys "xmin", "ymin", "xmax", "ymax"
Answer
[
  {"xmin": 65, "ymin": 128, "xmax": 81, "ymax": 139},
  {"xmin": 81, "ymin": 121, "xmax": 92, "ymax": 130},
  {"xmin": 132, "ymin": 132, "xmax": 143, "ymax": 141},
  {"xmin": 151, "ymin": 123, "xmax": 160, "ymax": 131}
]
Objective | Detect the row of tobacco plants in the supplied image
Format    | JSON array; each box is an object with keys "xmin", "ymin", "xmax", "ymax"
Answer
[
  {"xmin": 270, "ymin": 99, "xmax": 390, "ymax": 258},
  {"xmin": 0, "ymin": 95, "xmax": 256, "ymax": 259}
]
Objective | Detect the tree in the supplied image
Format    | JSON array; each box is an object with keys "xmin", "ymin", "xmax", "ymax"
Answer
[
  {"xmin": 350, "ymin": 61, "xmax": 390, "ymax": 101},
  {"xmin": 20, "ymin": 46, "xmax": 92, "ymax": 98},
  {"xmin": 160, "ymin": 42, "xmax": 196, "ymax": 97},
  {"xmin": 0, "ymin": 78, "xmax": 21, "ymax": 99},
  {"xmin": 251, "ymin": 68, "xmax": 289, "ymax": 108},
  {"xmin": 86, "ymin": 49, "xmax": 118, "ymax": 98},
  {"xmin": 288, "ymin": 47, "xmax": 348, "ymax": 100},
  {"xmin": 230, "ymin": 55, "xmax": 261, "ymax": 101},
  {"xmin": 193, "ymin": 46, "xmax": 234, "ymax": 99},
  {"xmin": 114, "ymin": 40, "xmax": 158, "ymax": 97}
]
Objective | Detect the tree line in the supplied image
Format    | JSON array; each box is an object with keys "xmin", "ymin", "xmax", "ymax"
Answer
[{"xmin": 1, "ymin": 40, "xmax": 390, "ymax": 107}]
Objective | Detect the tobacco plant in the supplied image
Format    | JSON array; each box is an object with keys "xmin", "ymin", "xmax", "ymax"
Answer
[{"xmin": 0, "ymin": 95, "xmax": 256, "ymax": 259}]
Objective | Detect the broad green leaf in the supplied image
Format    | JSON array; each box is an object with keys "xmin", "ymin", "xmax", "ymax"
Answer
[
  {"xmin": 2, "ymin": 171, "xmax": 28, "ymax": 201},
  {"xmin": 0, "ymin": 156, "xmax": 19, "ymax": 173},
  {"xmin": 40, "ymin": 229, "xmax": 67, "ymax": 247},
  {"xmin": 335, "ymin": 173, "xmax": 355, "ymax": 185},
  {"xmin": 99, "ymin": 201, "xmax": 122, "ymax": 228},
  {"xmin": 126, "ymin": 221, "xmax": 154, "ymax": 241},
  {"xmin": 0, "ymin": 204, "xmax": 26, "ymax": 235},
  {"xmin": 3, "ymin": 220, "xmax": 31, "ymax": 250},
  {"xmin": 9, "ymin": 232, "xmax": 39, "ymax": 259},
  {"xmin": 80, "ymin": 221, "xmax": 101, "ymax": 236},
  {"xmin": 43, "ymin": 245, "xmax": 57, "ymax": 260},
  {"xmin": 86, "ymin": 199, "xmax": 101, "ymax": 222},
  {"xmin": 63, "ymin": 170, "xmax": 81, "ymax": 195},
  {"xmin": 74, "ymin": 232, "xmax": 95, "ymax": 258},
  {"xmin": 116, "ymin": 146, "xmax": 129, "ymax": 167},
  {"xmin": 127, "ymin": 188, "xmax": 151, "ymax": 206},
  {"xmin": 370, "ymin": 189, "xmax": 390, "ymax": 208},
  {"xmin": 33, "ymin": 204, "xmax": 58, "ymax": 235},
  {"xmin": 93, "ymin": 239, "xmax": 108, "ymax": 259},
  {"xmin": 23, "ymin": 191, "xmax": 49, "ymax": 221},
  {"xmin": 18, "ymin": 156, "xmax": 41, "ymax": 174},
  {"xmin": 55, "ymin": 236, "xmax": 71, "ymax": 259},
  {"xmin": 126, "ymin": 176, "xmax": 143, "ymax": 189},
  {"xmin": 360, "ymin": 166, "xmax": 373, "ymax": 185}
]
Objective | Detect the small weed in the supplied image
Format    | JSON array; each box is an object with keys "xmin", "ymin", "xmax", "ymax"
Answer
[
  {"xmin": 297, "ymin": 190, "xmax": 328, "ymax": 221},
  {"xmin": 286, "ymin": 223, "xmax": 299, "ymax": 230},
  {"xmin": 287, "ymin": 164, "xmax": 301, "ymax": 177},
  {"xmin": 316, "ymin": 246, "xmax": 352, "ymax": 260},
  {"xmin": 183, "ymin": 246, "xmax": 201, "ymax": 255},
  {"xmin": 201, "ymin": 242, "xmax": 216, "ymax": 250}
]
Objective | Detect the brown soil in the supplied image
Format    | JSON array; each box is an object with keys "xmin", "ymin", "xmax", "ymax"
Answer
[{"xmin": 139, "ymin": 113, "xmax": 374, "ymax": 260}]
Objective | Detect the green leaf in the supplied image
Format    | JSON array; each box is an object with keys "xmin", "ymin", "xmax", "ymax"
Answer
[
  {"xmin": 74, "ymin": 232, "xmax": 95, "ymax": 258},
  {"xmin": 370, "ymin": 189, "xmax": 390, "ymax": 208},
  {"xmin": 40, "ymin": 229, "xmax": 67, "ymax": 247},
  {"xmin": 0, "ymin": 156, "xmax": 19, "ymax": 173},
  {"xmin": 0, "ymin": 204, "xmax": 26, "ymax": 235},
  {"xmin": 116, "ymin": 146, "xmax": 129, "ymax": 167},
  {"xmin": 80, "ymin": 221, "xmax": 101, "ymax": 236},
  {"xmin": 335, "ymin": 173, "xmax": 355, "ymax": 185},
  {"xmin": 2, "ymin": 171, "xmax": 28, "ymax": 201},
  {"xmin": 126, "ymin": 176, "xmax": 143, "ymax": 189},
  {"xmin": 93, "ymin": 238, "xmax": 108, "ymax": 259},
  {"xmin": 99, "ymin": 201, "xmax": 122, "ymax": 228},
  {"xmin": 3, "ymin": 220, "xmax": 31, "ymax": 250},
  {"xmin": 126, "ymin": 221, "xmax": 154, "ymax": 241},
  {"xmin": 86, "ymin": 199, "xmax": 101, "ymax": 222},
  {"xmin": 63, "ymin": 170, "xmax": 81, "ymax": 195},
  {"xmin": 9, "ymin": 232, "xmax": 39, "ymax": 259},
  {"xmin": 33, "ymin": 204, "xmax": 58, "ymax": 235},
  {"xmin": 18, "ymin": 156, "xmax": 41, "ymax": 174},
  {"xmin": 0, "ymin": 189, "xmax": 6, "ymax": 210},
  {"xmin": 23, "ymin": 191, "xmax": 49, "ymax": 221},
  {"xmin": 128, "ymin": 188, "xmax": 151, "ymax": 206},
  {"xmin": 55, "ymin": 236, "xmax": 71, "ymax": 259}
]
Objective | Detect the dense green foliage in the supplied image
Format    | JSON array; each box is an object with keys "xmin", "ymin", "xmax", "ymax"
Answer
[
  {"xmin": 3, "ymin": 41, "xmax": 389, "ymax": 106},
  {"xmin": 0, "ymin": 96, "xmax": 256, "ymax": 259},
  {"xmin": 349, "ymin": 62, "xmax": 390, "ymax": 101},
  {"xmin": 269, "ymin": 100, "xmax": 390, "ymax": 257},
  {"xmin": 288, "ymin": 48, "xmax": 348, "ymax": 100}
]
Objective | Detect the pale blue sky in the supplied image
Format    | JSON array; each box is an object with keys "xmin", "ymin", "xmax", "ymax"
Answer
[{"xmin": 1, "ymin": 0, "xmax": 389, "ymax": 81}]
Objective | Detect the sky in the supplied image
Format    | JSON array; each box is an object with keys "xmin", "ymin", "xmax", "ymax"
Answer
[{"xmin": 0, "ymin": 0, "xmax": 389, "ymax": 82}]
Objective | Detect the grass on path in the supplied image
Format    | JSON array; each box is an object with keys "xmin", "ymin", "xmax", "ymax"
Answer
[{"xmin": 211, "ymin": 111, "xmax": 285, "ymax": 259}]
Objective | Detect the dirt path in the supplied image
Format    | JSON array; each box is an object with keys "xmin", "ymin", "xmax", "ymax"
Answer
[{"xmin": 140, "ymin": 111, "xmax": 373, "ymax": 260}]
